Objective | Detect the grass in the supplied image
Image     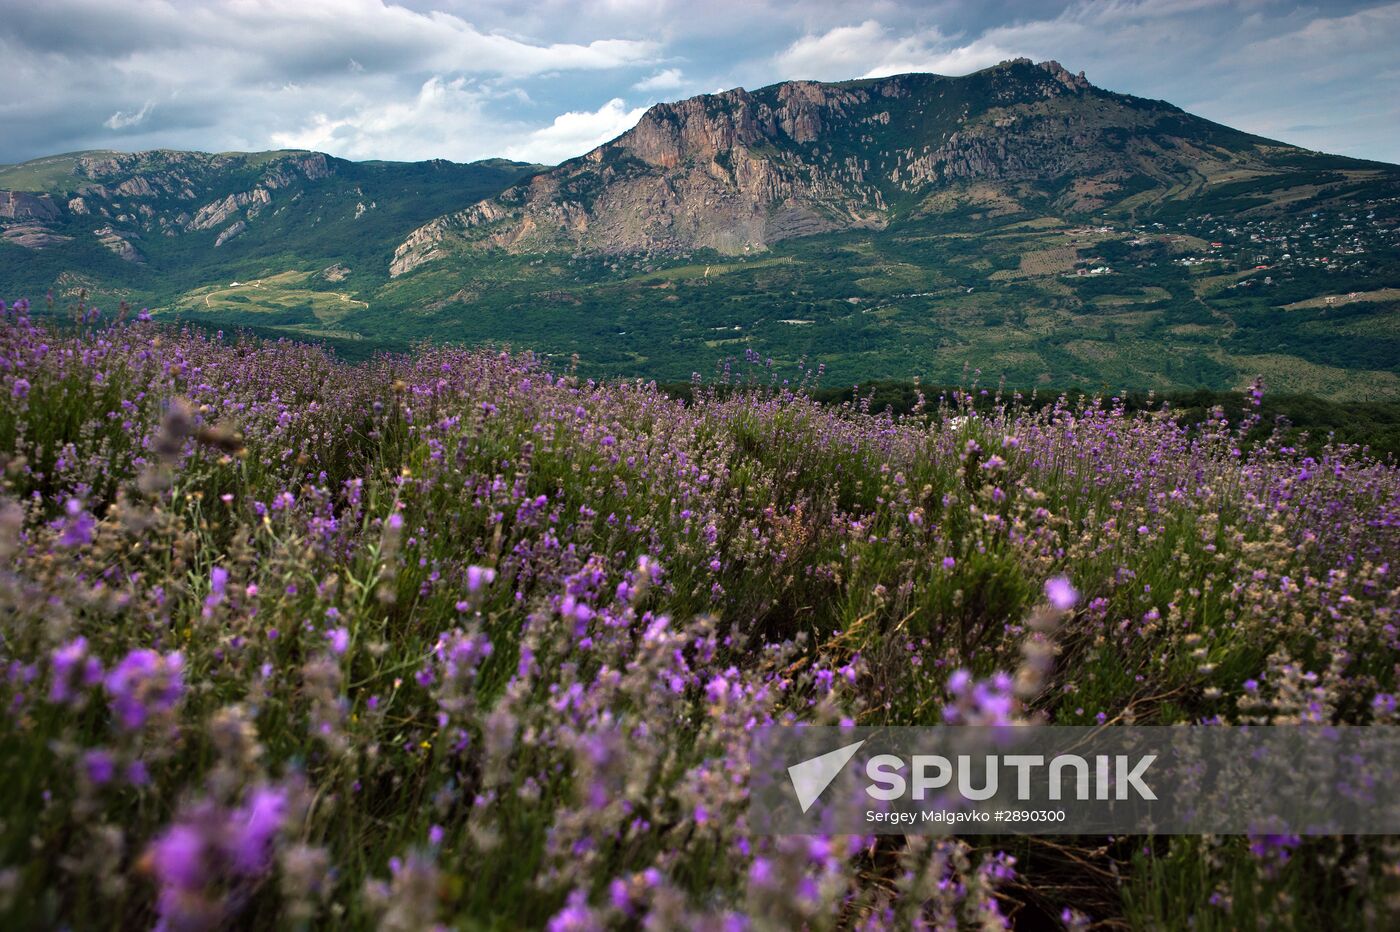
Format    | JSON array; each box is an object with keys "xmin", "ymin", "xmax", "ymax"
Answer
[{"xmin": 171, "ymin": 270, "xmax": 369, "ymax": 326}]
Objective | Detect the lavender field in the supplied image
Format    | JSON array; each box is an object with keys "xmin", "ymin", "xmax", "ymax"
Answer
[{"xmin": 1, "ymin": 299, "xmax": 1398, "ymax": 929}]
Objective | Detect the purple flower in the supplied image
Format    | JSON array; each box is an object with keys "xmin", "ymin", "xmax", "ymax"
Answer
[
  {"xmin": 49, "ymin": 637, "xmax": 100, "ymax": 703},
  {"xmin": 1045, "ymin": 576, "xmax": 1079, "ymax": 611},
  {"xmin": 327, "ymin": 627, "xmax": 350, "ymax": 655},
  {"xmin": 433, "ymin": 628, "xmax": 493, "ymax": 689},
  {"xmin": 547, "ymin": 889, "xmax": 599, "ymax": 932},
  {"xmin": 104, "ymin": 649, "xmax": 184, "ymax": 730},
  {"xmin": 83, "ymin": 749, "xmax": 116, "ymax": 785},
  {"xmin": 11, "ymin": 378, "xmax": 30, "ymax": 400},
  {"xmin": 466, "ymin": 565, "xmax": 496, "ymax": 593},
  {"xmin": 947, "ymin": 669, "xmax": 972, "ymax": 695},
  {"xmin": 944, "ymin": 669, "xmax": 1017, "ymax": 724},
  {"xmin": 227, "ymin": 786, "xmax": 286, "ymax": 875},
  {"xmin": 609, "ymin": 878, "xmax": 631, "ymax": 912},
  {"xmin": 151, "ymin": 823, "xmax": 206, "ymax": 891},
  {"xmin": 1248, "ymin": 832, "xmax": 1299, "ymax": 862},
  {"xmin": 59, "ymin": 499, "xmax": 95, "ymax": 548},
  {"xmin": 748, "ymin": 857, "xmax": 774, "ymax": 886},
  {"xmin": 204, "ymin": 566, "xmax": 230, "ymax": 617}
]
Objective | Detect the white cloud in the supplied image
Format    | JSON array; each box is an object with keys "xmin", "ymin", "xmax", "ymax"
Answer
[
  {"xmin": 774, "ymin": 21, "xmax": 894, "ymax": 79},
  {"xmin": 0, "ymin": 0, "xmax": 665, "ymax": 163},
  {"xmin": 103, "ymin": 100, "xmax": 154, "ymax": 130},
  {"xmin": 633, "ymin": 67, "xmax": 685, "ymax": 92},
  {"xmin": 864, "ymin": 37, "xmax": 1019, "ymax": 79},
  {"xmin": 503, "ymin": 97, "xmax": 648, "ymax": 164},
  {"xmin": 774, "ymin": 20, "xmax": 1016, "ymax": 81},
  {"xmin": 269, "ymin": 76, "xmax": 501, "ymax": 163},
  {"xmin": 269, "ymin": 78, "xmax": 650, "ymax": 165}
]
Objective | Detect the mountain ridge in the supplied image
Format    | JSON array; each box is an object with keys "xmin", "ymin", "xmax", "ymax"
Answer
[
  {"xmin": 388, "ymin": 58, "xmax": 1391, "ymax": 276},
  {"xmin": 0, "ymin": 147, "xmax": 543, "ymax": 305}
]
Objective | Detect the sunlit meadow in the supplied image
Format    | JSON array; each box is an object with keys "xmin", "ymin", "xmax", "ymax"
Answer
[{"xmin": 1, "ymin": 299, "xmax": 1398, "ymax": 929}]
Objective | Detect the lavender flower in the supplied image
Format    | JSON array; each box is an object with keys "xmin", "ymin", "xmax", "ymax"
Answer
[
  {"xmin": 1044, "ymin": 576, "xmax": 1079, "ymax": 611},
  {"xmin": 59, "ymin": 499, "xmax": 95, "ymax": 548},
  {"xmin": 104, "ymin": 649, "xmax": 184, "ymax": 730},
  {"xmin": 466, "ymin": 565, "xmax": 496, "ymax": 593}
]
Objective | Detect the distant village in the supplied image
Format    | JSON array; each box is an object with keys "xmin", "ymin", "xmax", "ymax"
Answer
[{"xmin": 1062, "ymin": 193, "xmax": 1400, "ymax": 293}]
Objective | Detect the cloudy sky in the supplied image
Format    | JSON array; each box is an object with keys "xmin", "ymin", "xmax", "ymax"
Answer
[{"xmin": 2, "ymin": 0, "xmax": 1397, "ymax": 167}]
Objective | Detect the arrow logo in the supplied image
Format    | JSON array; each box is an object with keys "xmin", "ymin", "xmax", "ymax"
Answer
[{"xmin": 788, "ymin": 739, "xmax": 866, "ymax": 813}]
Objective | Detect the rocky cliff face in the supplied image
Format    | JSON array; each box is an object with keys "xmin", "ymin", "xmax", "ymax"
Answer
[
  {"xmin": 0, "ymin": 191, "xmax": 61, "ymax": 221},
  {"xmin": 391, "ymin": 79, "xmax": 895, "ymax": 273},
  {"xmin": 392, "ymin": 58, "xmax": 1284, "ymax": 275},
  {"xmin": 0, "ymin": 150, "xmax": 335, "ymax": 257}
]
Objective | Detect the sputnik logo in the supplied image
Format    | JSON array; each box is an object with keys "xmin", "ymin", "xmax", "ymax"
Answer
[{"xmin": 788, "ymin": 739, "xmax": 866, "ymax": 813}]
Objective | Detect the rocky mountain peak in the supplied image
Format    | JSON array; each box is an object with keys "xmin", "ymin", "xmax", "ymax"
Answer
[
  {"xmin": 593, "ymin": 61, "xmax": 1094, "ymax": 176},
  {"xmin": 386, "ymin": 60, "xmax": 1310, "ymax": 274},
  {"xmin": 1033, "ymin": 59, "xmax": 1092, "ymax": 91},
  {"xmin": 988, "ymin": 57, "xmax": 1092, "ymax": 89}
]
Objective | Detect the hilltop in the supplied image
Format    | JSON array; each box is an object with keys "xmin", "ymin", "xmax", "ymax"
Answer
[{"xmin": 391, "ymin": 58, "xmax": 1397, "ymax": 271}]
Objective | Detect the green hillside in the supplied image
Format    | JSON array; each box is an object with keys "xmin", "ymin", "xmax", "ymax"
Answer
[
  {"xmin": 0, "ymin": 149, "xmax": 542, "ymax": 335},
  {"xmin": 363, "ymin": 197, "xmax": 1400, "ymax": 399}
]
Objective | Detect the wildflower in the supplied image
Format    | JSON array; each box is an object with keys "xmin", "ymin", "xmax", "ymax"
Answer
[
  {"xmin": 50, "ymin": 637, "xmax": 102, "ymax": 703},
  {"xmin": 151, "ymin": 823, "xmax": 206, "ymax": 894},
  {"xmin": 59, "ymin": 499, "xmax": 95, "ymax": 548},
  {"xmin": 82, "ymin": 749, "xmax": 116, "ymax": 785},
  {"xmin": 1044, "ymin": 576, "xmax": 1078, "ymax": 611},
  {"xmin": 204, "ymin": 566, "xmax": 229, "ymax": 617},
  {"xmin": 944, "ymin": 669, "xmax": 1018, "ymax": 725},
  {"xmin": 466, "ymin": 565, "xmax": 496, "ymax": 593},
  {"xmin": 547, "ymin": 889, "xmax": 601, "ymax": 932},
  {"xmin": 1248, "ymin": 832, "xmax": 1299, "ymax": 863},
  {"xmin": 104, "ymin": 649, "xmax": 184, "ymax": 730},
  {"xmin": 227, "ymin": 786, "xmax": 287, "ymax": 875}
]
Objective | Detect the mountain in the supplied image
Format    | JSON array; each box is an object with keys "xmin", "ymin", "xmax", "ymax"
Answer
[
  {"xmin": 0, "ymin": 149, "xmax": 542, "ymax": 324},
  {"xmin": 2, "ymin": 60, "xmax": 1398, "ymax": 396},
  {"xmin": 389, "ymin": 58, "xmax": 1397, "ymax": 275}
]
